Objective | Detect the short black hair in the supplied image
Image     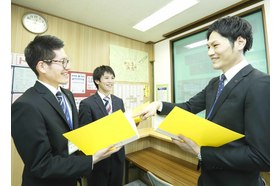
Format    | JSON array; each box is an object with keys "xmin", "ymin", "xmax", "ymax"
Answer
[
  {"xmin": 93, "ymin": 65, "xmax": 115, "ymax": 89},
  {"xmin": 24, "ymin": 35, "xmax": 64, "ymax": 76},
  {"xmin": 207, "ymin": 16, "xmax": 253, "ymax": 54}
]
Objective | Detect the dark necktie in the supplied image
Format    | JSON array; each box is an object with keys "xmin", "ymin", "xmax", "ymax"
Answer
[
  {"xmin": 103, "ymin": 96, "xmax": 112, "ymax": 114},
  {"xmin": 56, "ymin": 91, "xmax": 73, "ymax": 129},
  {"xmin": 207, "ymin": 74, "xmax": 226, "ymax": 119}
]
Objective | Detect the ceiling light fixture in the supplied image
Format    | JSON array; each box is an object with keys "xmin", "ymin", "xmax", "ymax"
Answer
[
  {"xmin": 185, "ymin": 39, "xmax": 207, "ymax": 49},
  {"xmin": 133, "ymin": 0, "xmax": 199, "ymax": 32}
]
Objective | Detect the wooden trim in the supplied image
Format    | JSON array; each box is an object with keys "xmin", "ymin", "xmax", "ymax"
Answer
[
  {"xmin": 163, "ymin": 0, "xmax": 263, "ymax": 39},
  {"xmin": 260, "ymin": 6, "xmax": 270, "ymax": 74}
]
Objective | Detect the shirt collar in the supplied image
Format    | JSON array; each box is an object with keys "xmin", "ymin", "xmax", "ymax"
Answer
[
  {"xmin": 97, "ymin": 91, "xmax": 111, "ymax": 100},
  {"xmin": 37, "ymin": 80, "xmax": 62, "ymax": 96},
  {"xmin": 223, "ymin": 60, "xmax": 249, "ymax": 85}
]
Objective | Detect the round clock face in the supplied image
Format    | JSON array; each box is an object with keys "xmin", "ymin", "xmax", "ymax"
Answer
[{"xmin": 22, "ymin": 13, "xmax": 48, "ymax": 34}]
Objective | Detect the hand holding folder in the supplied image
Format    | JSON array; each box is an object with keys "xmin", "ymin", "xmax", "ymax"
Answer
[
  {"xmin": 131, "ymin": 102, "xmax": 150, "ymax": 123},
  {"xmin": 63, "ymin": 110, "xmax": 139, "ymax": 155},
  {"xmin": 154, "ymin": 106, "xmax": 244, "ymax": 147}
]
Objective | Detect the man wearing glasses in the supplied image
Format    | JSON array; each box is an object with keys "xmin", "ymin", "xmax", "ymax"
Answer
[{"xmin": 11, "ymin": 35, "xmax": 120, "ymax": 186}]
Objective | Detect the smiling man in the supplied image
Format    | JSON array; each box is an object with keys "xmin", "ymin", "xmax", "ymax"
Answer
[
  {"xmin": 11, "ymin": 35, "xmax": 120, "ymax": 186},
  {"xmin": 78, "ymin": 65, "xmax": 125, "ymax": 186},
  {"xmin": 137, "ymin": 16, "xmax": 269, "ymax": 186}
]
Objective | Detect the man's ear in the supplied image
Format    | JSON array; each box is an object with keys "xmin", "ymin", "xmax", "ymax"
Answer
[
  {"xmin": 36, "ymin": 61, "xmax": 48, "ymax": 74},
  {"xmin": 235, "ymin": 36, "xmax": 246, "ymax": 51},
  {"xmin": 94, "ymin": 79, "xmax": 100, "ymax": 85}
]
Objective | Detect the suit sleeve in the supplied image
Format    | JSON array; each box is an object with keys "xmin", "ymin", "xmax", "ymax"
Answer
[
  {"xmin": 160, "ymin": 87, "xmax": 207, "ymax": 115},
  {"xmin": 11, "ymin": 101, "xmax": 92, "ymax": 179},
  {"xmin": 78, "ymin": 100, "xmax": 94, "ymax": 127}
]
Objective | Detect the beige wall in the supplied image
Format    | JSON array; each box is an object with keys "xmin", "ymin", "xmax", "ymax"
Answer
[
  {"xmin": 11, "ymin": 5, "xmax": 154, "ymax": 72},
  {"xmin": 11, "ymin": 4, "xmax": 154, "ymax": 186}
]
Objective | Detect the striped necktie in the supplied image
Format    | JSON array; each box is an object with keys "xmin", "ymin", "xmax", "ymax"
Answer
[
  {"xmin": 207, "ymin": 74, "xmax": 226, "ymax": 119},
  {"xmin": 56, "ymin": 91, "xmax": 73, "ymax": 129},
  {"xmin": 103, "ymin": 96, "xmax": 112, "ymax": 114}
]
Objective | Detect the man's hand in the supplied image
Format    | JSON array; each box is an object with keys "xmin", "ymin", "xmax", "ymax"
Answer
[
  {"xmin": 92, "ymin": 145, "xmax": 121, "ymax": 164},
  {"xmin": 133, "ymin": 101, "xmax": 162, "ymax": 121},
  {"xmin": 172, "ymin": 134, "xmax": 200, "ymax": 156}
]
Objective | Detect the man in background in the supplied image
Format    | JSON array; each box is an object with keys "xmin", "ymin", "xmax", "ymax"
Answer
[{"xmin": 79, "ymin": 65, "xmax": 125, "ymax": 186}]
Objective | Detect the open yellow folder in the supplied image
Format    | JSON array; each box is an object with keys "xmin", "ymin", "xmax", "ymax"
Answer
[
  {"xmin": 63, "ymin": 110, "xmax": 139, "ymax": 155},
  {"xmin": 155, "ymin": 106, "xmax": 244, "ymax": 147}
]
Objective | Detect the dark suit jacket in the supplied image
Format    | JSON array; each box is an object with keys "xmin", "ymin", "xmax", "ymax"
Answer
[
  {"xmin": 11, "ymin": 81, "xmax": 92, "ymax": 186},
  {"xmin": 78, "ymin": 93, "xmax": 126, "ymax": 184},
  {"xmin": 160, "ymin": 65, "xmax": 270, "ymax": 186}
]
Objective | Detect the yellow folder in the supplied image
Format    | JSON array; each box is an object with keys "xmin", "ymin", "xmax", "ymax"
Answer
[
  {"xmin": 63, "ymin": 110, "xmax": 139, "ymax": 155},
  {"xmin": 131, "ymin": 102, "xmax": 150, "ymax": 123},
  {"xmin": 155, "ymin": 106, "xmax": 244, "ymax": 147}
]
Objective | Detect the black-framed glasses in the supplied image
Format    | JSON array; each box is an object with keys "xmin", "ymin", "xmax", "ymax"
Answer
[{"xmin": 43, "ymin": 58, "xmax": 70, "ymax": 69}]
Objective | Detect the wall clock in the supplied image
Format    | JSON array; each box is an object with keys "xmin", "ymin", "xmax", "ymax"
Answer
[{"xmin": 22, "ymin": 13, "xmax": 48, "ymax": 34}]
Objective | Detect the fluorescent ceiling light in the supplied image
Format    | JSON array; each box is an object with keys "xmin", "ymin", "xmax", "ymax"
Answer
[
  {"xmin": 133, "ymin": 0, "xmax": 199, "ymax": 32},
  {"xmin": 184, "ymin": 39, "xmax": 207, "ymax": 49}
]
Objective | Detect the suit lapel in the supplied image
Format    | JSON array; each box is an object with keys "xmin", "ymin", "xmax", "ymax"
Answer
[
  {"xmin": 207, "ymin": 77, "xmax": 220, "ymax": 110},
  {"xmin": 111, "ymin": 95, "xmax": 120, "ymax": 112},
  {"xmin": 61, "ymin": 88, "xmax": 78, "ymax": 129},
  {"xmin": 208, "ymin": 65, "xmax": 254, "ymax": 120},
  {"xmin": 94, "ymin": 94, "xmax": 108, "ymax": 116},
  {"xmin": 34, "ymin": 82, "xmax": 72, "ymax": 129}
]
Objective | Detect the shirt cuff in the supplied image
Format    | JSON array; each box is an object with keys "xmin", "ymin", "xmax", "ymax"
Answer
[
  {"xmin": 197, "ymin": 152, "xmax": 202, "ymax": 161},
  {"xmin": 92, "ymin": 155, "xmax": 95, "ymax": 170},
  {"xmin": 157, "ymin": 101, "xmax": 163, "ymax": 112}
]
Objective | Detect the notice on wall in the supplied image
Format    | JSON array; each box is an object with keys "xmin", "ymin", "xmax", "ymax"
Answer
[
  {"xmin": 70, "ymin": 73, "xmax": 86, "ymax": 94},
  {"xmin": 68, "ymin": 71, "xmax": 97, "ymax": 96},
  {"xmin": 114, "ymin": 82, "xmax": 145, "ymax": 111},
  {"xmin": 68, "ymin": 71, "xmax": 97, "ymax": 109},
  {"xmin": 87, "ymin": 76, "xmax": 95, "ymax": 90},
  {"xmin": 11, "ymin": 53, "xmax": 28, "ymax": 66},
  {"xmin": 156, "ymin": 84, "xmax": 168, "ymax": 102},
  {"xmin": 12, "ymin": 66, "xmax": 37, "ymax": 93},
  {"xmin": 110, "ymin": 45, "xmax": 149, "ymax": 83}
]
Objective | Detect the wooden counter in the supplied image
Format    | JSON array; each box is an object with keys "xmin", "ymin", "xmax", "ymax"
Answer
[{"xmin": 125, "ymin": 147, "xmax": 200, "ymax": 186}]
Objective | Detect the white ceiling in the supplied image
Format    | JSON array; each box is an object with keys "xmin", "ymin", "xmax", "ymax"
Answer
[{"xmin": 12, "ymin": 0, "xmax": 244, "ymax": 43}]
